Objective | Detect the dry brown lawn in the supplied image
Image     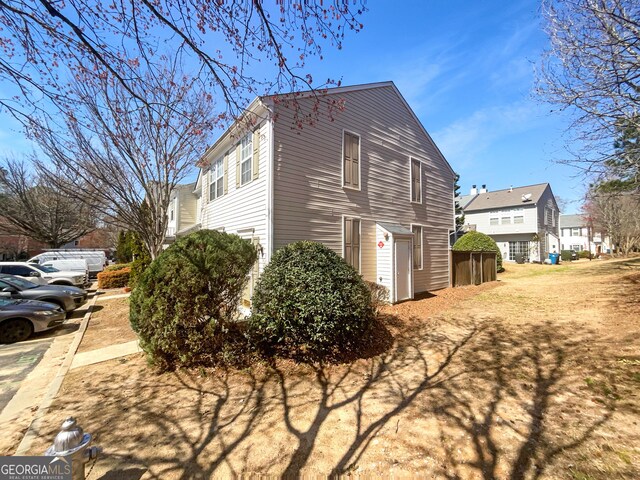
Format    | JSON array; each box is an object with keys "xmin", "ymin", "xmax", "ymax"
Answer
[
  {"xmin": 77, "ymin": 297, "xmax": 135, "ymax": 353},
  {"xmin": 23, "ymin": 258, "xmax": 640, "ymax": 479}
]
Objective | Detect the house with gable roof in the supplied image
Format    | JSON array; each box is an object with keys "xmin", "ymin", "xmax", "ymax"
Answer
[
  {"xmin": 166, "ymin": 81, "xmax": 456, "ymax": 305},
  {"xmin": 461, "ymin": 183, "xmax": 560, "ymax": 263}
]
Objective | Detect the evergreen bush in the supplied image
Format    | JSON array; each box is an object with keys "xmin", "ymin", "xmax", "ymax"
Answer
[
  {"xmin": 129, "ymin": 229, "xmax": 257, "ymax": 370},
  {"xmin": 248, "ymin": 241, "xmax": 374, "ymax": 359},
  {"xmin": 453, "ymin": 231, "xmax": 504, "ymax": 272}
]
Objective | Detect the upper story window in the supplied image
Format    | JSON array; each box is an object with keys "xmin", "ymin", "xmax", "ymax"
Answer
[
  {"xmin": 571, "ymin": 227, "xmax": 580, "ymax": 236},
  {"xmin": 209, "ymin": 156, "xmax": 224, "ymax": 201},
  {"xmin": 410, "ymin": 158, "xmax": 422, "ymax": 203},
  {"xmin": 343, "ymin": 131, "xmax": 360, "ymax": 189},
  {"xmin": 489, "ymin": 217, "xmax": 499, "ymax": 226},
  {"xmin": 514, "ymin": 215, "xmax": 524, "ymax": 224},
  {"xmin": 412, "ymin": 225, "xmax": 423, "ymax": 269},
  {"xmin": 501, "ymin": 216, "xmax": 511, "ymax": 225},
  {"xmin": 169, "ymin": 203, "xmax": 174, "ymax": 221},
  {"xmin": 240, "ymin": 134, "xmax": 252, "ymax": 185}
]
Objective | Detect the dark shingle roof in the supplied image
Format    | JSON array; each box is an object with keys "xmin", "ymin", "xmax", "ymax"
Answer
[{"xmin": 464, "ymin": 183, "xmax": 549, "ymax": 212}]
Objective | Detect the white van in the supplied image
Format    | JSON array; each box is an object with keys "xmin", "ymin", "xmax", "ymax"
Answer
[
  {"xmin": 40, "ymin": 259, "xmax": 89, "ymax": 277},
  {"xmin": 29, "ymin": 250, "xmax": 106, "ymax": 277}
]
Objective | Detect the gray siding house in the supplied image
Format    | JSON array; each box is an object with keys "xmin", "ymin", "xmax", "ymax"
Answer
[
  {"xmin": 461, "ymin": 183, "xmax": 560, "ymax": 262},
  {"xmin": 170, "ymin": 82, "xmax": 456, "ymax": 304}
]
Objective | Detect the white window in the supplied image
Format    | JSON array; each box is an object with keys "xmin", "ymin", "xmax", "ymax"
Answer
[
  {"xmin": 571, "ymin": 244, "xmax": 581, "ymax": 251},
  {"xmin": 509, "ymin": 241, "xmax": 529, "ymax": 262},
  {"xmin": 343, "ymin": 132, "xmax": 360, "ymax": 189},
  {"xmin": 240, "ymin": 134, "xmax": 252, "ymax": 185},
  {"xmin": 343, "ymin": 217, "xmax": 361, "ymax": 272},
  {"xmin": 490, "ymin": 217, "xmax": 499, "ymax": 226},
  {"xmin": 209, "ymin": 156, "xmax": 224, "ymax": 201},
  {"xmin": 514, "ymin": 216, "xmax": 524, "ymax": 224},
  {"xmin": 412, "ymin": 225, "xmax": 423, "ymax": 269},
  {"xmin": 410, "ymin": 158, "xmax": 422, "ymax": 203},
  {"xmin": 571, "ymin": 227, "xmax": 580, "ymax": 237},
  {"xmin": 501, "ymin": 216, "xmax": 511, "ymax": 225}
]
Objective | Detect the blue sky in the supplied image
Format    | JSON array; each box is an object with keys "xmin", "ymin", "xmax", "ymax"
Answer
[
  {"xmin": 0, "ymin": 1, "xmax": 587, "ymax": 213},
  {"xmin": 300, "ymin": 0, "xmax": 586, "ymax": 212}
]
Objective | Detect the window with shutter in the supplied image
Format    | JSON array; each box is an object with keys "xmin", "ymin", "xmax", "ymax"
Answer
[
  {"xmin": 343, "ymin": 132, "xmax": 360, "ymax": 189},
  {"xmin": 209, "ymin": 156, "xmax": 224, "ymax": 201},
  {"xmin": 240, "ymin": 134, "xmax": 252, "ymax": 185},
  {"xmin": 412, "ymin": 225, "xmax": 422, "ymax": 269},
  {"xmin": 411, "ymin": 158, "xmax": 421, "ymax": 203},
  {"xmin": 343, "ymin": 217, "xmax": 361, "ymax": 272}
]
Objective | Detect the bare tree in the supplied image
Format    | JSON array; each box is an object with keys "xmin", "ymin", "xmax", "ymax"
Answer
[
  {"xmin": 31, "ymin": 61, "xmax": 215, "ymax": 259},
  {"xmin": 537, "ymin": 0, "xmax": 640, "ymax": 178},
  {"xmin": 586, "ymin": 190, "xmax": 640, "ymax": 255},
  {"xmin": 0, "ymin": 157, "xmax": 95, "ymax": 247},
  {"xmin": 0, "ymin": 1, "xmax": 365, "ymax": 126}
]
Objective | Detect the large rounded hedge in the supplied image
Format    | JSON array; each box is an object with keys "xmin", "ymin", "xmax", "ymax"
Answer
[
  {"xmin": 130, "ymin": 230, "xmax": 257, "ymax": 370},
  {"xmin": 453, "ymin": 231, "xmax": 504, "ymax": 272},
  {"xmin": 248, "ymin": 241, "xmax": 374, "ymax": 358}
]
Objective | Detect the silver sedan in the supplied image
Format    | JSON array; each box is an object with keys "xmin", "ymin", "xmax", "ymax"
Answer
[{"xmin": 0, "ymin": 298, "xmax": 66, "ymax": 343}]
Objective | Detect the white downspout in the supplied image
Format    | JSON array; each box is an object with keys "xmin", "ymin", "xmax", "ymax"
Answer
[{"xmin": 266, "ymin": 103, "xmax": 275, "ymax": 262}]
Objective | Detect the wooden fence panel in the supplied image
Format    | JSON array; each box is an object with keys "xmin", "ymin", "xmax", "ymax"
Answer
[{"xmin": 451, "ymin": 251, "xmax": 497, "ymax": 287}]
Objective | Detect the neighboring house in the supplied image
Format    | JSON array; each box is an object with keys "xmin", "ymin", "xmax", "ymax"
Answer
[
  {"xmin": 461, "ymin": 183, "xmax": 560, "ymax": 263},
  {"xmin": 61, "ymin": 228, "xmax": 118, "ymax": 252},
  {"xmin": 0, "ymin": 234, "xmax": 46, "ymax": 261},
  {"xmin": 164, "ymin": 182, "xmax": 202, "ymax": 241},
  {"xmin": 168, "ymin": 81, "xmax": 456, "ymax": 304},
  {"xmin": 559, "ymin": 214, "xmax": 611, "ymax": 256}
]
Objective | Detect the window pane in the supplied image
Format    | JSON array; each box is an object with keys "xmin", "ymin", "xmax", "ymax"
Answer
[
  {"xmin": 411, "ymin": 159, "xmax": 421, "ymax": 202},
  {"xmin": 501, "ymin": 217, "xmax": 511, "ymax": 224},
  {"xmin": 514, "ymin": 216, "xmax": 524, "ymax": 224},
  {"xmin": 343, "ymin": 133, "xmax": 359, "ymax": 188},
  {"xmin": 490, "ymin": 218, "xmax": 499, "ymax": 225}
]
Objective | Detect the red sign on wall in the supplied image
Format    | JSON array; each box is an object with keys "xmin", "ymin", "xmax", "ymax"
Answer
[{"xmin": 377, "ymin": 241, "xmax": 385, "ymax": 248}]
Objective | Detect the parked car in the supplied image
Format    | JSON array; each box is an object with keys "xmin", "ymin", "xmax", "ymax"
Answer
[
  {"xmin": 0, "ymin": 298, "xmax": 66, "ymax": 343},
  {"xmin": 0, "ymin": 262, "xmax": 86, "ymax": 287},
  {"xmin": 29, "ymin": 250, "xmax": 107, "ymax": 277},
  {"xmin": 0, "ymin": 274, "xmax": 87, "ymax": 312},
  {"xmin": 570, "ymin": 250, "xmax": 578, "ymax": 261}
]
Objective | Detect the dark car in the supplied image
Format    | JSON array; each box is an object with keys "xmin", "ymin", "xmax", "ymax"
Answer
[
  {"xmin": 570, "ymin": 249, "xmax": 578, "ymax": 261},
  {"xmin": 0, "ymin": 298, "xmax": 67, "ymax": 343},
  {"xmin": 0, "ymin": 274, "xmax": 87, "ymax": 312}
]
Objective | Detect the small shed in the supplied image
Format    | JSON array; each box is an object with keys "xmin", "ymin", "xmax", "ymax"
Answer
[{"xmin": 376, "ymin": 222, "xmax": 415, "ymax": 303}]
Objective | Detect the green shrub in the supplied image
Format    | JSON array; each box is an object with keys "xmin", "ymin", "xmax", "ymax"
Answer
[
  {"xmin": 129, "ymin": 230, "xmax": 257, "ymax": 370},
  {"xmin": 578, "ymin": 250, "xmax": 592, "ymax": 259},
  {"xmin": 248, "ymin": 241, "xmax": 374, "ymax": 359},
  {"xmin": 453, "ymin": 231, "xmax": 504, "ymax": 272},
  {"xmin": 129, "ymin": 234, "xmax": 151, "ymax": 288},
  {"xmin": 560, "ymin": 250, "xmax": 573, "ymax": 261},
  {"xmin": 104, "ymin": 263, "xmax": 132, "ymax": 272},
  {"xmin": 97, "ymin": 267, "xmax": 130, "ymax": 289}
]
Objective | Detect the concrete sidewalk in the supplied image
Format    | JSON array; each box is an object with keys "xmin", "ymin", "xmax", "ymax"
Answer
[{"xmin": 70, "ymin": 340, "xmax": 142, "ymax": 369}]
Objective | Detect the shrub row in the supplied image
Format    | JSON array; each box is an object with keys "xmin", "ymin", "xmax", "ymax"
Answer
[
  {"xmin": 97, "ymin": 267, "xmax": 131, "ymax": 289},
  {"xmin": 129, "ymin": 232, "xmax": 377, "ymax": 370},
  {"xmin": 104, "ymin": 263, "xmax": 132, "ymax": 272}
]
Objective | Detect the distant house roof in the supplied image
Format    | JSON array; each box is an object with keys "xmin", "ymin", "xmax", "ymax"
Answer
[
  {"xmin": 559, "ymin": 214, "xmax": 587, "ymax": 228},
  {"xmin": 457, "ymin": 194, "xmax": 477, "ymax": 209},
  {"xmin": 464, "ymin": 183, "xmax": 550, "ymax": 212}
]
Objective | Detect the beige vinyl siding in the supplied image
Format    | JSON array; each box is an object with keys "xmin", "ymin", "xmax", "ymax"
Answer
[
  {"xmin": 201, "ymin": 121, "xmax": 270, "ymax": 275},
  {"xmin": 272, "ymin": 85, "xmax": 454, "ymax": 292},
  {"xmin": 178, "ymin": 190, "xmax": 198, "ymax": 231}
]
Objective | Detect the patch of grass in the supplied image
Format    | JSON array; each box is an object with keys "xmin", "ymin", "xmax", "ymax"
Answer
[
  {"xmin": 584, "ymin": 377, "xmax": 620, "ymax": 400},
  {"xmin": 616, "ymin": 450, "xmax": 632, "ymax": 465},
  {"xmin": 569, "ymin": 469, "xmax": 596, "ymax": 480}
]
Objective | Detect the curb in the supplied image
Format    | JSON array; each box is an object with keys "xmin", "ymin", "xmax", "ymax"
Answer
[{"xmin": 15, "ymin": 292, "xmax": 100, "ymax": 454}]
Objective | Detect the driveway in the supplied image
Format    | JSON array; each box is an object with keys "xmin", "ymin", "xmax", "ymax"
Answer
[
  {"xmin": 0, "ymin": 320, "xmax": 80, "ymax": 413},
  {"xmin": 0, "ymin": 302, "xmax": 90, "ymax": 455}
]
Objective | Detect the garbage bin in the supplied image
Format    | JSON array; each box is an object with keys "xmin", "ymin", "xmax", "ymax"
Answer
[{"xmin": 549, "ymin": 253, "xmax": 559, "ymax": 265}]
